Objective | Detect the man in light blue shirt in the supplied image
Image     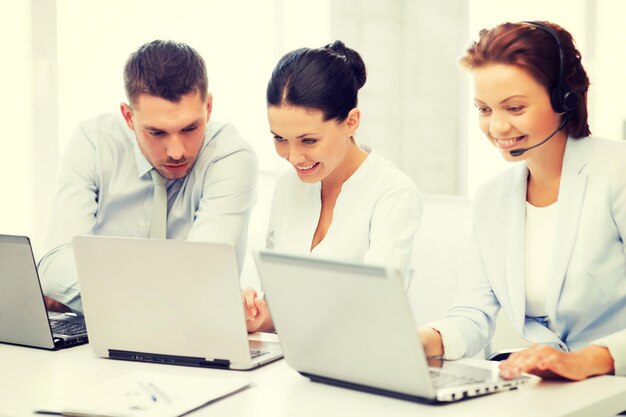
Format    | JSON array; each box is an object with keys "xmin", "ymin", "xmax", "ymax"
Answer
[{"xmin": 40, "ymin": 40, "xmax": 258, "ymax": 313}]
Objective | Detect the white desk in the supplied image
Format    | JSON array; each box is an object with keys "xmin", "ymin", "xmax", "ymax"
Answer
[{"xmin": 1, "ymin": 340, "xmax": 625, "ymax": 417}]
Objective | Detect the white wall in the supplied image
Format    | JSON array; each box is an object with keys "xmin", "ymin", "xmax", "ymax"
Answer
[
  {"xmin": 2, "ymin": 0, "xmax": 625, "ymax": 262},
  {"xmin": 591, "ymin": 0, "xmax": 626, "ymax": 141},
  {"xmin": 330, "ymin": 0, "xmax": 469, "ymax": 195},
  {"xmin": 0, "ymin": 2, "xmax": 34, "ymax": 239}
]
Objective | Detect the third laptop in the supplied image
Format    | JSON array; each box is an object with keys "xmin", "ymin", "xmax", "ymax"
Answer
[{"xmin": 254, "ymin": 250, "xmax": 537, "ymax": 403}]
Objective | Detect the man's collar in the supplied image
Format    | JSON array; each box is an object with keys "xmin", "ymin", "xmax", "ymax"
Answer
[{"xmin": 125, "ymin": 126, "xmax": 154, "ymax": 179}]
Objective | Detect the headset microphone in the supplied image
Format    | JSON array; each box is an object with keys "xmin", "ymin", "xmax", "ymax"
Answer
[{"xmin": 509, "ymin": 113, "xmax": 570, "ymax": 157}]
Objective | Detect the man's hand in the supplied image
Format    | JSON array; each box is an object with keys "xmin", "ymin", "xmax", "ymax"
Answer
[
  {"xmin": 44, "ymin": 296, "xmax": 71, "ymax": 313},
  {"xmin": 499, "ymin": 344, "xmax": 615, "ymax": 381},
  {"xmin": 418, "ymin": 327, "xmax": 444, "ymax": 358},
  {"xmin": 241, "ymin": 288, "xmax": 273, "ymax": 333}
]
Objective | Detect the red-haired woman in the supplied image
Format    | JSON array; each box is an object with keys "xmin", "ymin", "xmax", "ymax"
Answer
[{"xmin": 420, "ymin": 21, "xmax": 625, "ymax": 380}]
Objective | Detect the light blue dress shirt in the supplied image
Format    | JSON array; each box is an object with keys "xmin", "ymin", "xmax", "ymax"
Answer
[{"xmin": 39, "ymin": 113, "xmax": 258, "ymax": 313}]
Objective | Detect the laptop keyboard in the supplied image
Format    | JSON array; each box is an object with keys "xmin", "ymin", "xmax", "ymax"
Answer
[
  {"xmin": 250, "ymin": 349, "xmax": 268, "ymax": 359},
  {"xmin": 50, "ymin": 319, "xmax": 86, "ymax": 336},
  {"xmin": 430, "ymin": 369, "xmax": 484, "ymax": 389}
]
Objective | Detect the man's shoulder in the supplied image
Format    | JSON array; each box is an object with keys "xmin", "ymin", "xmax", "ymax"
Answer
[
  {"xmin": 78, "ymin": 112, "xmax": 126, "ymax": 131},
  {"xmin": 75, "ymin": 112, "xmax": 132, "ymax": 145},
  {"xmin": 191, "ymin": 121, "xmax": 258, "ymax": 182},
  {"xmin": 197, "ymin": 121, "xmax": 258, "ymax": 170},
  {"xmin": 204, "ymin": 121, "xmax": 253, "ymax": 153}
]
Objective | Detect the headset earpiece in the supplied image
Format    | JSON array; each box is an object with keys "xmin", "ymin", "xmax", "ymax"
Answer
[
  {"xmin": 525, "ymin": 21, "xmax": 579, "ymax": 114},
  {"xmin": 561, "ymin": 89, "xmax": 579, "ymax": 113},
  {"xmin": 550, "ymin": 82, "xmax": 579, "ymax": 113}
]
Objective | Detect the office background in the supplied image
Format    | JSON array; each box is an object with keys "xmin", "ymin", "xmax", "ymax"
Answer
[{"xmin": 1, "ymin": 0, "xmax": 624, "ymax": 259}]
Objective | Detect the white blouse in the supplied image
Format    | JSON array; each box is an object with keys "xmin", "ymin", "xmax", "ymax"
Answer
[
  {"xmin": 266, "ymin": 148, "xmax": 422, "ymax": 286},
  {"xmin": 524, "ymin": 201, "xmax": 558, "ymax": 318}
]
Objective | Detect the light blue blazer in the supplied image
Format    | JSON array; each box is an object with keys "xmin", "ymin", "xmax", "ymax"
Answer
[{"xmin": 437, "ymin": 136, "xmax": 626, "ymax": 357}]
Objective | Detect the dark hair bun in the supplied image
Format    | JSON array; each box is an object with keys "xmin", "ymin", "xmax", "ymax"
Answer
[
  {"xmin": 325, "ymin": 40, "xmax": 367, "ymax": 90},
  {"xmin": 267, "ymin": 40, "xmax": 367, "ymax": 121}
]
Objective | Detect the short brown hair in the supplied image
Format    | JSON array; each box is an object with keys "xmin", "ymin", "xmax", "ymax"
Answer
[
  {"xmin": 123, "ymin": 40, "xmax": 208, "ymax": 105},
  {"xmin": 460, "ymin": 21, "xmax": 591, "ymax": 138}
]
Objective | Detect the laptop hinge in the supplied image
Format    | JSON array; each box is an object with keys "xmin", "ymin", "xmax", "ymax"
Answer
[{"xmin": 109, "ymin": 349, "xmax": 231, "ymax": 369}]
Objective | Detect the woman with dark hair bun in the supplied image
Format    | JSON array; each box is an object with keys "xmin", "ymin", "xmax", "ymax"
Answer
[
  {"xmin": 419, "ymin": 21, "xmax": 626, "ymax": 380},
  {"xmin": 243, "ymin": 41, "xmax": 422, "ymax": 333}
]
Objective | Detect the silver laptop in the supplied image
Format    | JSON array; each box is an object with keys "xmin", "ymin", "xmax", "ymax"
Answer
[
  {"xmin": 0, "ymin": 234, "xmax": 88, "ymax": 350},
  {"xmin": 254, "ymin": 250, "xmax": 536, "ymax": 403},
  {"xmin": 72, "ymin": 235, "xmax": 282, "ymax": 370}
]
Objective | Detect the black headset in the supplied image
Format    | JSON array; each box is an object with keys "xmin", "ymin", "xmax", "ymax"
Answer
[{"xmin": 524, "ymin": 21, "xmax": 579, "ymax": 114}]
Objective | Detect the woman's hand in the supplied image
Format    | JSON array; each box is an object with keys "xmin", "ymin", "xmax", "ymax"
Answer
[
  {"xmin": 44, "ymin": 296, "xmax": 71, "ymax": 313},
  {"xmin": 241, "ymin": 288, "xmax": 273, "ymax": 333},
  {"xmin": 499, "ymin": 344, "xmax": 615, "ymax": 380}
]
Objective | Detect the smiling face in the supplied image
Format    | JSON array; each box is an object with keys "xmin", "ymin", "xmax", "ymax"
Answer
[
  {"xmin": 472, "ymin": 63, "xmax": 566, "ymax": 162},
  {"xmin": 120, "ymin": 91, "xmax": 212, "ymax": 179},
  {"xmin": 267, "ymin": 105, "xmax": 360, "ymax": 185}
]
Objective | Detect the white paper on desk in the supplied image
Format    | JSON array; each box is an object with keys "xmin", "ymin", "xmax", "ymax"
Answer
[{"xmin": 35, "ymin": 371, "xmax": 250, "ymax": 417}]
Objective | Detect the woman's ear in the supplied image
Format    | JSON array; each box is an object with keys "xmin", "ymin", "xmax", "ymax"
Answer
[{"xmin": 345, "ymin": 108, "xmax": 361, "ymax": 136}]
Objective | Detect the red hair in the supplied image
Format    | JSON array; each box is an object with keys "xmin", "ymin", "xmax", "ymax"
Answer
[{"xmin": 460, "ymin": 21, "xmax": 591, "ymax": 138}]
